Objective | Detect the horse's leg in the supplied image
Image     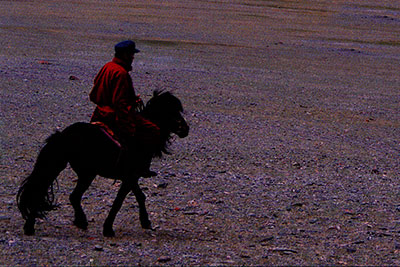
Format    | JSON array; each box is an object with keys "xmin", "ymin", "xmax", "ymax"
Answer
[
  {"xmin": 23, "ymin": 216, "xmax": 36, "ymax": 235},
  {"xmin": 131, "ymin": 182, "xmax": 152, "ymax": 229},
  {"xmin": 103, "ymin": 181, "xmax": 133, "ymax": 237},
  {"xmin": 69, "ymin": 173, "xmax": 95, "ymax": 230}
]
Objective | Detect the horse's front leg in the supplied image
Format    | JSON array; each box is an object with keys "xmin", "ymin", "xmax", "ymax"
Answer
[
  {"xmin": 103, "ymin": 180, "xmax": 133, "ymax": 237},
  {"xmin": 132, "ymin": 182, "xmax": 152, "ymax": 229}
]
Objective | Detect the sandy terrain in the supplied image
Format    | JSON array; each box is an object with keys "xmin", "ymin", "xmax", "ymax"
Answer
[{"xmin": 1, "ymin": 0, "xmax": 399, "ymax": 265}]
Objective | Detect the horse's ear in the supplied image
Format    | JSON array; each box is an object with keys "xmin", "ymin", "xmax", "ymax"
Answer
[{"xmin": 153, "ymin": 89, "xmax": 162, "ymax": 98}]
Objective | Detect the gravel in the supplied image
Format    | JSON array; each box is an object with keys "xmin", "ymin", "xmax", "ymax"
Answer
[{"xmin": 1, "ymin": 0, "xmax": 399, "ymax": 265}]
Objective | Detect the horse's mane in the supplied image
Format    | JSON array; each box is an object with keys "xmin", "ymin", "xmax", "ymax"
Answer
[
  {"xmin": 143, "ymin": 90, "xmax": 183, "ymax": 158},
  {"xmin": 146, "ymin": 90, "xmax": 183, "ymax": 112}
]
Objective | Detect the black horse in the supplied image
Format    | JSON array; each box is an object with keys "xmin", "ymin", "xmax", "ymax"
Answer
[{"xmin": 17, "ymin": 91, "xmax": 189, "ymax": 237}]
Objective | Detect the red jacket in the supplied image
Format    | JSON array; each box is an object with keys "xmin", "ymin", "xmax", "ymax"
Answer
[{"xmin": 89, "ymin": 57, "xmax": 155, "ymax": 137}]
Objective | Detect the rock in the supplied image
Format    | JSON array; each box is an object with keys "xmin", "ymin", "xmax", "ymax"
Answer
[
  {"xmin": 346, "ymin": 247, "xmax": 356, "ymax": 253},
  {"xmin": 199, "ymin": 210, "xmax": 209, "ymax": 216},
  {"xmin": 292, "ymin": 202, "xmax": 304, "ymax": 207},
  {"xmin": 157, "ymin": 256, "xmax": 171, "ymax": 263},
  {"xmin": 260, "ymin": 236, "xmax": 274, "ymax": 243},
  {"xmin": 287, "ymin": 202, "xmax": 303, "ymax": 211},
  {"xmin": 292, "ymin": 162, "xmax": 301, "ymax": 169},
  {"xmin": 344, "ymin": 210, "xmax": 355, "ymax": 215},
  {"xmin": 371, "ymin": 168, "xmax": 380, "ymax": 174},
  {"xmin": 94, "ymin": 245, "xmax": 103, "ymax": 251},
  {"xmin": 269, "ymin": 248, "xmax": 297, "ymax": 254},
  {"xmin": 157, "ymin": 182, "xmax": 168, "ymax": 189},
  {"xmin": 183, "ymin": 211, "xmax": 198, "ymax": 215}
]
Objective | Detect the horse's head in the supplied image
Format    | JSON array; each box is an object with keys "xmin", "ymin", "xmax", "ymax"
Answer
[{"xmin": 144, "ymin": 91, "xmax": 189, "ymax": 138}]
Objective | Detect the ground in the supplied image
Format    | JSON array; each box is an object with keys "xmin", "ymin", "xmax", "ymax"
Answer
[{"xmin": 1, "ymin": 0, "xmax": 399, "ymax": 265}]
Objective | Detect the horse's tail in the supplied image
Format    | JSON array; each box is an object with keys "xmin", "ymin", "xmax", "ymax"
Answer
[{"xmin": 17, "ymin": 131, "xmax": 68, "ymax": 220}]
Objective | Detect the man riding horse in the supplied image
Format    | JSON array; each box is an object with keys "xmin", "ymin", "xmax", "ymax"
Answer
[{"xmin": 89, "ymin": 40, "xmax": 159, "ymax": 178}]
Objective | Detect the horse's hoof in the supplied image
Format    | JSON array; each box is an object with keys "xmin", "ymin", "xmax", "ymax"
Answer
[
  {"xmin": 103, "ymin": 227, "xmax": 115, "ymax": 237},
  {"xmin": 141, "ymin": 220, "xmax": 152, "ymax": 230},
  {"xmin": 24, "ymin": 225, "xmax": 35, "ymax": 236},
  {"xmin": 73, "ymin": 219, "xmax": 88, "ymax": 230}
]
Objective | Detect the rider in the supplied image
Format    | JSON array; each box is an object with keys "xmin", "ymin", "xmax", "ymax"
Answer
[{"xmin": 89, "ymin": 40, "xmax": 160, "ymax": 178}]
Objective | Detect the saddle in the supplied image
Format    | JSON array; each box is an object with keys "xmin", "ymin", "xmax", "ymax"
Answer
[
  {"xmin": 90, "ymin": 121, "xmax": 121, "ymax": 148},
  {"xmin": 90, "ymin": 122, "xmax": 156, "ymax": 178}
]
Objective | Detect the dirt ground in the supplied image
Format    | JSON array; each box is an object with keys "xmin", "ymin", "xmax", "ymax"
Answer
[{"xmin": 1, "ymin": 0, "xmax": 399, "ymax": 265}]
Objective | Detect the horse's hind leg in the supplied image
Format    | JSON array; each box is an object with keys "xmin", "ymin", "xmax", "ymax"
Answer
[
  {"xmin": 23, "ymin": 216, "xmax": 36, "ymax": 235},
  {"xmin": 103, "ymin": 181, "xmax": 132, "ymax": 237},
  {"xmin": 69, "ymin": 173, "xmax": 95, "ymax": 230}
]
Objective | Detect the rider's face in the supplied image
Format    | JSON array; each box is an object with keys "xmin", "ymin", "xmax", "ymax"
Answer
[{"xmin": 123, "ymin": 52, "xmax": 135, "ymax": 66}]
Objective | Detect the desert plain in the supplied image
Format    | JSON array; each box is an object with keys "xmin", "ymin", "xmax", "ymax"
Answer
[{"xmin": 1, "ymin": 0, "xmax": 399, "ymax": 265}]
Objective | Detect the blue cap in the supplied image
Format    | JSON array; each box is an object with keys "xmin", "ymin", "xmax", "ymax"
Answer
[{"xmin": 115, "ymin": 40, "xmax": 140, "ymax": 54}]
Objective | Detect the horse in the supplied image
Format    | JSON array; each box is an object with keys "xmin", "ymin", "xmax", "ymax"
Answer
[{"xmin": 16, "ymin": 91, "xmax": 189, "ymax": 237}]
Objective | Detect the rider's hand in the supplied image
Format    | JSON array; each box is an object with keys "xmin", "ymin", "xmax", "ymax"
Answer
[{"xmin": 135, "ymin": 95, "xmax": 144, "ymax": 112}]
